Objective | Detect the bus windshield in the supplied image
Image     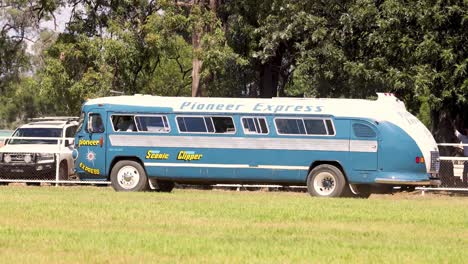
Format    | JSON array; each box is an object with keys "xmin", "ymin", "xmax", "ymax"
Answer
[{"xmin": 8, "ymin": 128, "xmax": 63, "ymax": 145}]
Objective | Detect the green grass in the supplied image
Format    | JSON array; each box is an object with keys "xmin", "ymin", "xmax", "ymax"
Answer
[{"xmin": 0, "ymin": 186, "xmax": 467, "ymax": 263}]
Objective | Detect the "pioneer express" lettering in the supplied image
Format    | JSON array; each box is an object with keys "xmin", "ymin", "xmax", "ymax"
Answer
[
  {"xmin": 177, "ymin": 151, "xmax": 203, "ymax": 161},
  {"xmin": 180, "ymin": 102, "xmax": 323, "ymax": 113},
  {"xmin": 145, "ymin": 150, "xmax": 169, "ymax": 160},
  {"xmin": 79, "ymin": 162, "xmax": 100, "ymax": 175}
]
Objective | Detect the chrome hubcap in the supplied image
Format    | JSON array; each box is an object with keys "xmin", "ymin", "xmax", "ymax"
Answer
[
  {"xmin": 313, "ymin": 172, "xmax": 336, "ymax": 196},
  {"xmin": 117, "ymin": 166, "xmax": 140, "ymax": 189}
]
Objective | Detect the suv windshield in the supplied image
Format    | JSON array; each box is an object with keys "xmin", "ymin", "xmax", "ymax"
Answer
[{"xmin": 9, "ymin": 128, "xmax": 63, "ymax": 145}]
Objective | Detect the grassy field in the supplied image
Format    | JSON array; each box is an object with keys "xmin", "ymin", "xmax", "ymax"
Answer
[{"xmin": 0, "ymin": 186, "xmax": 467, "ymax": 263}]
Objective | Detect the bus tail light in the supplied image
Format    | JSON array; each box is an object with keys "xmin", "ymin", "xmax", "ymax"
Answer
[{"xmin": 415, "ymin": 156, "xmax": 425, "ymax": 164}]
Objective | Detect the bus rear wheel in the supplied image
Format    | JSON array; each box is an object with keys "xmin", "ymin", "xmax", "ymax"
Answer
[
  {"xmin": 153, "ymin": 180, "xmax": 175, "ymax": 193},
  {"xmin": 349, "ymin": 184, "xmax": 372, "ymax": 198},
  {"xmin": 307, "ymin": 164, "xmax": 347, "ymax": 198},
  {"xmin": 111, "ymin": 160, "xmax": 149, "ymax": 192}
]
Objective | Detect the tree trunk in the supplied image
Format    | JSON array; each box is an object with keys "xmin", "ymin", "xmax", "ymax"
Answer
[
  {"xmin": 259, "ymin": 58, "xmax": 280, "ymax": 98},
  {"xmin": 191, "ymin": 0, "xmax": 204, "ymax": 97},
  {"xmin": 191, "ymin": 56, "xmax": 203, "ymax": 96}
]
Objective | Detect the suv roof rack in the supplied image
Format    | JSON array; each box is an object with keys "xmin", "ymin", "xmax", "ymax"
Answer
[{"xmin": 28, "ymin": 116, "xmax": 79, "ymax": 123}]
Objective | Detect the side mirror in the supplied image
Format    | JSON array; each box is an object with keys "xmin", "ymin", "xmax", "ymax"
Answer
[{"xmin": 64, "ymin": 139, "xmax": 74, "ymax": 147}]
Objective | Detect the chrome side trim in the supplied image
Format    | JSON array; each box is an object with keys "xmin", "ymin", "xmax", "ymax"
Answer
[{"xmin": 144, "ymin": 162, "xmax": 309, "ymax": 170}]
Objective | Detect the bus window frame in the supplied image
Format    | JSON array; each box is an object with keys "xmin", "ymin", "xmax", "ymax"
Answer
[
  {"xmin": 273, "ymin": 117, "xmax": 336, "ymax": 137},
  {"xmin": 110, "ymin": 114, "xmax": 172, "ymax": 133},
  {"xmin": 134, "ymin": 114, "xmax": 171, "ymax": 133},
  {"xmin": 240, "ymin": 116, "xmax": 269, "ymax": 135},
  {"xmin": 175, "ymin": 115, "xmax": 237, "ymax": 135},
  {"xmin": 109, "ymin": 114, "xmax": 137, "ymax": 133}
]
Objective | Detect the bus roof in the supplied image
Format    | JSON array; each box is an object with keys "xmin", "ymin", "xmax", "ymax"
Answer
[{"xmin": 84, "ymin": 93, "xmax": 406, "ymax": 119}]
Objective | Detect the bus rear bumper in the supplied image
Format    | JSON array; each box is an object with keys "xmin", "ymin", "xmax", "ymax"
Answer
[{"xmin": 375, "ymin": 178, "xmax": 441, "ymax": 186}]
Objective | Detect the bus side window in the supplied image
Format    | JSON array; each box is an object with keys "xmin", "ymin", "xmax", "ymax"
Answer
[
  {"xmin": 211, "ymin": 117, "xmax": 235, "ymax": 133},
  {"xmin": 176, "ymin": 116, "xmax": 235, "ymax": 134},
  {"xmin": 353, "ymin": 123, "xmax": 376, "ymax": 138},
  {"xmin": 241, "ymin": 117, "xmax": 268, "ymax": 134},
  {"xmin": 112, "ymin": 115, "xmax": 137, "ymax": 132},
  {"xmin": 88, "ymin": 113, "xmax": 105, "ymax": 133},
  {"xmin": 135, "ymin": 115, "xmax": 170, "ymax": 133},
  {"xmin": 177, "ymin": 116, "xmax": 208, "ymax": 133},
  {"xmin": 304, "ymin": 119, "xmax": 327, "ymax": 135},
  {"xmin": 275, "ymin": 118, "xmax": 335, "ymax": 136},
  {"xmin": 275, "ymin": 118, "xmax": 305, "ymax": 135}
]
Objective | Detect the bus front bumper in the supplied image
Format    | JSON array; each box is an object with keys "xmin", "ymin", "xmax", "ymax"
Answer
[{"xmin": 375, "ymin": 178, "xmax": 441, "ymax": 186}]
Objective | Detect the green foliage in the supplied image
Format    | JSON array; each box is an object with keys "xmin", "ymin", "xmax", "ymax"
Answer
[{"xmin": 1, "ymin": 0, "xmax": 467, "ymax": 136}]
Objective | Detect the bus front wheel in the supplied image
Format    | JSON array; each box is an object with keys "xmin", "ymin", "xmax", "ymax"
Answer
[
  {"xmin": 307, "ymin": 164, "xmax": 347, "ymax": 198},
  {"xmin": 110, "ymin": 160, "xmax": 149, "ymax": 192}
]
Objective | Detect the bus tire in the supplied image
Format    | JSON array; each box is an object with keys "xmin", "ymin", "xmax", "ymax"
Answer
[
  {"xmin": 155, "ymin": 180, "xmax": 175, "ymax": 193},
  {"xmin": 307, "ymin": 164, "xmax": 347, "ymax": 198},
  {"xmin": 350, "ymin": 184, "xmax": 372, "ymax": 198},
  {"xmin": 110, "ymin": 160, "xmax": 149, "ymax": 192}
]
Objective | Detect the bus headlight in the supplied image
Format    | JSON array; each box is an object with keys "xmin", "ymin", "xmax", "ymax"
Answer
[{"xmin": 4, "ymin": 154, "xmax": 11, "ymax": 163}]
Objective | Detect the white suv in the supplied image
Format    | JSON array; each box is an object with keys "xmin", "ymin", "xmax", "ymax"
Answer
[{"xmin": 0, "ymin": 117, "xmax": 78, "ymax": 181}]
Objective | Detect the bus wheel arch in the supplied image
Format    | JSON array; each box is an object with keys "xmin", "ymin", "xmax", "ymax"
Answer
[
  {"xmin": 308, "ymin": 161, "xmax": 348, "ymax": 181},
  {"xmin": 306, "ymin": 161, "xmax": 349, "ymax": 198}
]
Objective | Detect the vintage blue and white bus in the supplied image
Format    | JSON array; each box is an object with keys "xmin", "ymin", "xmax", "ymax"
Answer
[{"xmin": 73, "ymin": 93, "xmax": 440, "ymax": 197}]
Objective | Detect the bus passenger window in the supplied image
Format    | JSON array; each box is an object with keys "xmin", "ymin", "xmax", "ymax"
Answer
[
  {"xmin": 135, "ymin": 116, "xmax": 170, "ymax": 132},
  {"xmin": 304, "ymin": 119, "xmax": 327, "ymax": 135},
  {"xmin": 177, "ymin": 116, "xmax": 235, "ymax": 134},
  {"xmin": 111, "ymin": 115, "xmax": 137, "ymax": 132},
  {"xmin": 275, "ymin": 118, "xmax": 335, "ymax": 136},
  {"xmin": 275, "ymin": 118, "xmax": 306, "ymax": 135},
  {"xmin": 242, "ymin": 117, "xmax": 268, "ymax": 134},
  {"xmin": 211, "ymin": 117, "xmax": 235, "ymax": 133},
  {"xmin": 177, "ymin": 117, "xmax": 208, "ymax": 133}
]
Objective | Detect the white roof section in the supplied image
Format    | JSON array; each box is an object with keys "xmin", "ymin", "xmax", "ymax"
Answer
[{"xmin": 85, "ymin": 93, "xmax": 406, "ymax": 120}]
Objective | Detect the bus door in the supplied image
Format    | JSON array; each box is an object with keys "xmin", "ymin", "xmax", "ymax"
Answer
[
  {"xmin": 75, "ymin": 109, "xmax": 107, "ymax": 178},
  {"xmin": 350, "ymin": 121, "xmax": 378, "ymax": 171}
]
